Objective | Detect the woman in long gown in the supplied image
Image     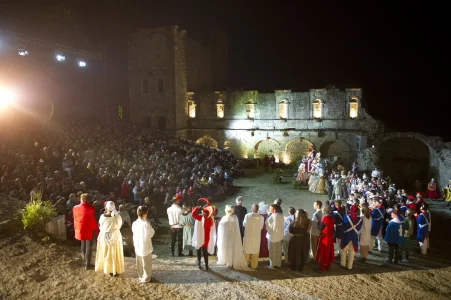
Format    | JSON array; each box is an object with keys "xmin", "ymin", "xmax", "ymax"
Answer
[
  {"xmin": 95, "ymin": 201, "xmax": 125, "ymax": 276},
  {"xmin": 258, "ymin": 202, "xmax": 269, "ymax": 257},
  {"xmin": 217, "ymin": 205, "xmax": 252, "ymax": 271},
  {"xmin": 315, "ymin": 205, "xmax": 335, "ymax": 271},
  {"xmin": 288, "ymin": 209, "xmax": 312, "ymax": 271}
]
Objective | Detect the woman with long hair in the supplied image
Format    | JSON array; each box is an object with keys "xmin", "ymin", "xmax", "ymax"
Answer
[{"xmin": 288, "ymin": 209, "xmax": 312, "ymax": 271}]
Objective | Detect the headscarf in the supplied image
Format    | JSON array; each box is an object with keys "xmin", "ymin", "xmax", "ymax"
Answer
[{"xmin": 105, "ymin": 201, "xmax": 118, "ymax": 217}]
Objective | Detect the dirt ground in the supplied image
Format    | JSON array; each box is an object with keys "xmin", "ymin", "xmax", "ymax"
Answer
[{"xmin": 2, "ymin": 167, "xmax": 451, "ymax": 300}]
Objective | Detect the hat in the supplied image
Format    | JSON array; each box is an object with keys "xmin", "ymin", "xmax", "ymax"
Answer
[
  {"xmin": 258, "ymin": 202, "xmax": 268, "ymax": 214},
  {"xmin": 236, "ymin": 196, "xmax": 243, "ymax": 204},
  {"xmin": 407, "ymin": 195, "xmax": 414, "ymax": 200},
  {"xmin": 172, "ymin": 194, "xmax": 181, "ymax": 202}
]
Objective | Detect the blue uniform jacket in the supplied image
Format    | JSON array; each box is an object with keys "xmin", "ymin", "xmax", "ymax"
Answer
[
  {"xmin": 384, "ymin": 218, "xmax": 404, "ymax": 244},
  {"xmin": 370, "ymin": 206, "xmax": 385, "ymax": 236},
  {"xmin": 341, "ymin": 216, "xmax": 362, "ymax": 251},
  {"xmin": 333, "ymin": 206, "xmax": 347, "ymax": 239},
  {"xmin": 417, "ymin": 211, "xmax": 431, "ymax": 242}
]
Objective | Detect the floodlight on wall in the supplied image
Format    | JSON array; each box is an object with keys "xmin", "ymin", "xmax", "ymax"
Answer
[
  {"xmin": 18, "ymin": 48, "xmax": 28, "ymax": 56},
  {"xmin": 78, "ymin": 60, "xmax": 87, "ymax": 67},
  {"xmin": 216, "ymin": 102, "xmax": 224, "ymax": 119},
  {"xmin": 56, "ymin": 54, "xmax": 66, "ymax": 62}
]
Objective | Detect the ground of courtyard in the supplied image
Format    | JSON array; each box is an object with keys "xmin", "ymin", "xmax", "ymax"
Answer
[{"xmin": 1, "ymin": 167, "xmax": 451, "ymax": 299}]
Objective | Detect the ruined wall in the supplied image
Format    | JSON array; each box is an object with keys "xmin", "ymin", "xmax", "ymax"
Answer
[
  {"xmin": 128, "ymin": 27, "xmax": 176, "ymax": 129},
  {"xmin": 185, "ymin": 38, "xmax": 212, "ymax": 91},
  {"xmin": 174, "ymin": 27, "xmax": 188, "ymax": 131}
]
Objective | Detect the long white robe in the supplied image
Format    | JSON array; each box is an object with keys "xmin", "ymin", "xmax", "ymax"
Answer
[
  {"xmin": 95, "ymin": 214, "xmax": 125, "ymax": 275},
  {"xmin": 359, "ymin": 216, "xmax": 372, "ymax": 246},
  {"xmin": 243, "ymin": 212, "xmax": 264, "ymax": 254},
  {"xmin": 217, "ymin": 214, "xmax": 252, "ymax": 271}
]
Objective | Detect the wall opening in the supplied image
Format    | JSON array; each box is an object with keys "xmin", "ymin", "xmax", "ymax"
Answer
[
  {"xmin": 320, "ymin": 140, "xmax": 351, "ymax": 166},
  {"xmin": 378, "ymin": 137, "xmax": 430, "ymax": 190}
]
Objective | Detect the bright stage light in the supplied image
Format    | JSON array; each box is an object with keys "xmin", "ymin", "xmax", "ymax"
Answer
[
  {"xmin": 0, "ymin": 88, "xmax": 15, "ymax": 108},
  {"xmin": 56, "ymin": 54, "xmax": 65, "ymax": 61},
  {"xmin": 18, "ymin": 48, "xmax": 28, "ymax": 56},
  {"xmin": 78, "ymin": 60, "xmax": 86, "ymax": 67}
]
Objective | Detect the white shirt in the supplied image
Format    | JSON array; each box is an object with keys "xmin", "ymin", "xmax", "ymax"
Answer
[
  {"xmin": 132, "ymin": 218, "xmax": 155, "ymax": 257},
  {"xmin": 283, "ymin": 215, "xmax": 295, "ymax": 242},
  {"xmin": 167, "ymin": 204, "xmax": 183, "ymax": 228},
  {"xmin": 266, "ymin": 213, "xmax": 284, "ymax": 243},
  {"xmin": 243, "ymin": 212, "xmax": 264, "ymax": 254},
  {"xmin": 310, "ymin": 210, "xmax": 322, "ymax": 236}
]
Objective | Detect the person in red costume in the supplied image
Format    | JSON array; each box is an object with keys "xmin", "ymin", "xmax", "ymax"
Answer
[
  {"xmin": 426, "ymin": 178, "xmax": 440, "ymax": 200},
  {"xmin": 316, "ymin": 205, "xmax": 335, "ymax": 271},
  {"xmin": 192, "ymin": 198, "xmax": 216, "ymax": 270},
  {"xmin": 73, "ymin": 193, "xmax": 98, "ymax": 270}
]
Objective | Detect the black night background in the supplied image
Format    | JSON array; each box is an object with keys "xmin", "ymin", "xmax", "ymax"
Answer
[{"xmin": 0, "ymin": 0, "xmax": 448, "ymax": 138}]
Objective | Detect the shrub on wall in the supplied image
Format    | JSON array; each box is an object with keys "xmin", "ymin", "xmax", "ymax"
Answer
[{"xmin": 20, "ymin": 192, "xmax": 56, "ymax": 232}]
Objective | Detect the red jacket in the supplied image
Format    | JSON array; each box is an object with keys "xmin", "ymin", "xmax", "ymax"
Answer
[{"xmin": 73, "ymin": 202, "xmax": 98, "ymax": 240}]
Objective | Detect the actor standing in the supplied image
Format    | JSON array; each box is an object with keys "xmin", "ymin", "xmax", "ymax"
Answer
[
  {"xmin": 73, "ymin": 193, "xmax": 98, "ymax": 270},
  {"xmin": 167, "ymin": 197, "xmax": 184, "ymax": 257},
  {"xmin": 266, "ymin": 204, "xmax": 284, "ymax": 268},
  {"xmin": 233, "ymin": 196, "xmax": 247, "ymax": 241},
  {"xmin": 243, "ymin": 204, "xmax": 264, "ymax": 269}
]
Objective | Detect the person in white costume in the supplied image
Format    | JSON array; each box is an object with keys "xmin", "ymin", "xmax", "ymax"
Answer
[
  {"xmin": 95, "ymin": 201, "xmax": 125, "ymax": 276},
  {"xmin": 217, "ymin": 205, "xmax": 253, "ymax": 271},
  {"xmin": 243, "ymin": 203, "xmax": 265, "ymax": 269}
]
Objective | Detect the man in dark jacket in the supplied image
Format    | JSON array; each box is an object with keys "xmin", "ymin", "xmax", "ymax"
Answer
[
  {"xmin": 73, "ymin": 193, "xmax": 98, "ymax": 270},
  {"xmin": 233, "ymin": 196, "xmax": 247, "ymax": 241}
]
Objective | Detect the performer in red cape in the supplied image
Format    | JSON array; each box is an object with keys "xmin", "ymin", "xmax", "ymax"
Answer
[
  {"xmin": 426, "ymin": 178, "xmax": 440, "ymax": 200},
  {"xmin": 258, "ymin": 202, "xmax": 269, "ymax": 257},
  {"xmin": 192, "ymin": 198, "xmax": 216, "ymax": 270},
  {"xmin": 316, "ymin": 205, "xmax": 335, "ymax": 271}
]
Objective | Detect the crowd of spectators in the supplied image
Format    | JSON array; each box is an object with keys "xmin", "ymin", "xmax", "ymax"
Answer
[{"xmin": 0, "ymin": 121, "xmax": 243, "ymax": 238}]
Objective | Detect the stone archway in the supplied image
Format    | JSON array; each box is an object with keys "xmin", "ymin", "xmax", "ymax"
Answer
[
  {"xmin": 254, "ymin": 139, "xmax": 281, "ymax": 160},
  {"xmin": 224, "ymin": 138, "xmax": 248, "ymax": 158},
  {"xmin": 196, "ymin": 135, "xmax": 218, "ymax": 148},
  {"xmin": 378, "ymin": 137, "xmax": 430, "ymax": 190},
  {"xmin": 285, "ymin": 138, "xmax": 314, "ymax": 165},
  {"xmin": 320, "ymin": 140, "xmax": 351, "ymax": 164}
]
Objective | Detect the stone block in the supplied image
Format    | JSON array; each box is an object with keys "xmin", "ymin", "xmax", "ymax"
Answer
[{"xmin": 45, "ymin": 215, "xmax": 66, "ymax": 241}]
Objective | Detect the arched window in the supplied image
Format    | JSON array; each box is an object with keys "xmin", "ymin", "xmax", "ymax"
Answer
[
  {"xmin": 279, "ymin": 100, "xmax": 288, "ymax": 119},
  {"xmin": 187, "ymin": 92, "xmax": 196, "ymax": 118},
  {"xmin": 313, "ymin": 99, "xmax": 322, "ymax": 119},
  {"xmin": 349, "ymin": 97, "xmax": 358, "ymax": 119},
  {"xmin": 245, "ymin": 102, "xmax": 255, "ymax": 119}
]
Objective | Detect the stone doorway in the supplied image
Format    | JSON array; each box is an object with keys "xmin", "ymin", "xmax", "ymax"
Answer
[{"xmin": 378, "ymin": 137, "xmax": 429, "ymax": 191}]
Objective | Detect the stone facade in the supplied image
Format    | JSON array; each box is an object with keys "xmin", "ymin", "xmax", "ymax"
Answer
[
  {"xmin": 186, "ymin": 88, "xmax": 379, "ymax": 166},
  {"xmin": 128, "ymin": 26, "xmax": 451, "ymax": 190}
]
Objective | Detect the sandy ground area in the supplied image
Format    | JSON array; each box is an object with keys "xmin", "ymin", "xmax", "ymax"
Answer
[{"xmin": 2, "ymin": 167, "xmax": 451, "ymax": 300}]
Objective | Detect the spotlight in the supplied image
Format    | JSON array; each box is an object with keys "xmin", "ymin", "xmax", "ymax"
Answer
[
  {"xmin": 78, "ymin": 60, "xmax": 87, "ymax": 67},
  {"xmin": 0, "ymin": 88, "xmax": 15, "ymax": 108},
  {"xmin": 18, "ymin": 48, "xmax": 28, "ymax": 56},
  {"xmin": 56, "ymin": 54, "xmax": 65, "ymax": 62}
]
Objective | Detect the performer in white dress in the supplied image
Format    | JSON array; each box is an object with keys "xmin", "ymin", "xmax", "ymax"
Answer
[
  {"xmin": 217, "ymin": 205, "xmax": 252, "ymax": 271},
  {"xmin": 95, "ymin": 201, "xmax": 125, "ymax": 276}
]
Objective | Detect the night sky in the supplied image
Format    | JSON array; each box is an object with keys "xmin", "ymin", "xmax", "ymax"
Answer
[{"xmin": 0, "ymin": 1, "xmax": 449, "ymax": 139}]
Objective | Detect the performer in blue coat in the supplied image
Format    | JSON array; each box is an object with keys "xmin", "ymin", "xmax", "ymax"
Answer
[
  {"xmin": 416, "ymin": 203, "xmax": 431, "ymax": 255},
  {"xmin": 332, "ymin": 200, "xmax": 347, "ymax": 254},
  {"xmin": 370, "ymin": 197, "xmax": 385, "ymax": 251},
  {"xmin": 384, "ymin": 210, "xmax": 405, "ymax": 264},
  {"xmin": 340, "ymin": 211, "xmax": 362, "ymax": 270}
]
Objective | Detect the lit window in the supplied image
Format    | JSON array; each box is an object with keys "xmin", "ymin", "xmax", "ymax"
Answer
[
  {"xmin": 158, "ymin": 78, "xmax": 164, "ymax": 93},
  {"xmin": 279, "ymin": 100, "xmax": 288, "ymax": 119},
  {"xmin": 217, "ymin": 103, "xmax": 224, "ymax": 119},
  {"xmin": 245, "ymin": 102, "xmax": 255, "ymax": 119},
  {"xmin": 188, "ymin": 102, "xmax": 196, "ymax": 118},
  {"xmin": 313, "ymin": 99, "xmax": 322, "ymax": 119},
  {"xmin": 349, "ymin": 97, "xmax": 358, "ymax": 119},
  {"xmin": 142, "ymin": 79, "xmax": 148, "ymax": 94}
]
